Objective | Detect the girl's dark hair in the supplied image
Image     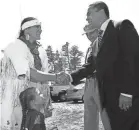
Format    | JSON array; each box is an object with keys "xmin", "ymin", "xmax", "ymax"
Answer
[
  {"xmin": 19, "ymin": 87, "xmax": 36, "ymax": 130},
  {"xmin": 19, "ymin": 17, "xmax": 37, "ymax": 38}
]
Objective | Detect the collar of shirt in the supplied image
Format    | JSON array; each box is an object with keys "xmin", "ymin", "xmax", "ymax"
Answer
[
  {"xmin": 90, "ymin": 38, "xmax": 97, "ymax": 47},
  {"xmin": 90, "ymin": 19, "xmax": 110, "ymax": 47},
  {"xmin": 100, "ymin": 19, "xmax": 110, "ymax": 36}
]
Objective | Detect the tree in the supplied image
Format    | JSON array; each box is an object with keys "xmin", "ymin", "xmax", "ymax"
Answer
[
  {"xmin": 54, "ymin": 57, "xmax": 63, "ymax": 72},
  {"xmin": 45, "ymin": 44, "xmax": 84, "ymax": 73},
  {"xmin": 55, "ymin": 50, "xmax": 60, "ymax": 61},
  {"xmin": 46, "ymin": 47, "xmax": 65, "ymax": 73},
  {"xmin": 61, "ymin": 42, "xmax": 71, "ymax": 72},
  {"xmin": 54, "ymin": 50, "xmax": 64, "ymax": 73},
  {"xmin": 69, "ymin": 45, "xmax": 84, "ymax": 71},
  {"xmin": 46, "ymin": 45, "xmax": 55, "ymax": 73}
]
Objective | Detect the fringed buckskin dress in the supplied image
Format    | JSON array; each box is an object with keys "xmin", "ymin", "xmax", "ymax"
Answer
[{"xmin": 0, "ymin": 38, "xmax": 52, "ymax": 130}]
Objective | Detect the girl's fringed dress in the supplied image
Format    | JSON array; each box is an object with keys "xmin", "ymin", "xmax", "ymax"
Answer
[{"xmin": 0, "ymin": 39, "xmax": 52, "ymax": 130}]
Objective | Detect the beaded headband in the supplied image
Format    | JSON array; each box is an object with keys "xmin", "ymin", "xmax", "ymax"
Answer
[{"xmin": 21, "ymin": 19, "xmax": 41, "ymax": 30}]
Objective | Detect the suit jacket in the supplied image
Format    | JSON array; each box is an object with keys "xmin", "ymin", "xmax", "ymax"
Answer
[{"xmin": 71, "ymin": 20, "xmax": 139, "ymax": 115}]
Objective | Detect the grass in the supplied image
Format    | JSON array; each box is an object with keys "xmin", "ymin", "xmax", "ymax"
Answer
[{"xmin": 46, "ymin": 102, "xmax": 104, "ymax": 130}]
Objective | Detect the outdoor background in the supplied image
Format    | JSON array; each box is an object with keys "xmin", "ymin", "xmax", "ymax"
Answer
[
  {"xmin": 0, "ymin": 0, "xmax": 139, "ymax": 130},
  {"xmin": 0, "ymin": 0, "xmax": 139, "ymax": 61}
]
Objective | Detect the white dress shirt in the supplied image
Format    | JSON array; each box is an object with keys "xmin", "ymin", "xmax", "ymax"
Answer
[{"xmin": 100, "ymin": 19, "xmax": 110, "ymax": 36}]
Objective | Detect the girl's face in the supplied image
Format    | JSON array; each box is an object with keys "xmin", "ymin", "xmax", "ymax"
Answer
[{"xmin": 34, "ymin": 88, "xmax": 45, "ymax": 106}]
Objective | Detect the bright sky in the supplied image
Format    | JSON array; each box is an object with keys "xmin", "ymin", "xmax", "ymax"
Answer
[{"xmin": 0, "ymin": 0, "xmax": 139, "ymax": 59}]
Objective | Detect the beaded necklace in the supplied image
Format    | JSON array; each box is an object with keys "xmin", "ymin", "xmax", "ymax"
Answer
[{"xmin": 19, "ymin": 36, "xmax": 42, "ymax": 70}]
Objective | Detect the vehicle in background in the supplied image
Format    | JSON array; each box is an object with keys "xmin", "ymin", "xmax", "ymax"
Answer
[
  {"xmin": 50, "ymin": 83, "xmax": 72, "ymax": 102},
  {"xmin": 65, "ymin": 81, "xmax": 85, "ymax": 103}
]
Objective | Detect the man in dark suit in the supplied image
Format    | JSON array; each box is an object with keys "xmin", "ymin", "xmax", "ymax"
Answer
[{"xmin": 59, "ymin": 1, "xmax": 139, "ymax": 130}]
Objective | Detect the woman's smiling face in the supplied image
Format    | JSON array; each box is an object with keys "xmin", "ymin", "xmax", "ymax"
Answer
[{"xmin": 25, "ymin": 25, "xmax": 42, "ymax": 41}]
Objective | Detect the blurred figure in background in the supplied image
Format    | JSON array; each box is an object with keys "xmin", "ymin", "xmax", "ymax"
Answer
[{"xmin": 83, "ymin": 24, "xmax": 111, "ymax": 130}]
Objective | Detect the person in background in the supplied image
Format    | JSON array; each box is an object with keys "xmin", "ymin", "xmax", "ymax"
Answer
[
  {"xmin": 83, "ymin": 24, "xmax": 111, "ymax": 130},
  {"xmin": 0, "ymin": 17, "xmax": 62, "ymax": 130}
]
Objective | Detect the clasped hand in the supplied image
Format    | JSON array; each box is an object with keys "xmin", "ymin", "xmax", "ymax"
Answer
[{"xmin": 56, "ymin": 71, "xmax": 71, "ymax": 84}]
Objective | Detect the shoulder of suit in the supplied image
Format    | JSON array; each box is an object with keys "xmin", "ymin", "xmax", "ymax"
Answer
[
  {"xmin": 119, "ymin": 19, "xmax": 134, "ymax": 28},
  {"xmin": 122, "ymin": 19, "xmax": 134, "ymax": 27},
  {"xmin": 113, "ymin": 19, "xmax": 134, "ymax": 30}
]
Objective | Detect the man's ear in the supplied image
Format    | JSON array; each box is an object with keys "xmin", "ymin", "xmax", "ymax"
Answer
[{"xmin": 99, "ymin": 9, "xmax": 106, "ymax": 16}]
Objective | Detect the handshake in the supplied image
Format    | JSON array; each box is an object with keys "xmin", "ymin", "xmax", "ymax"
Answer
[{"xmin": 55, "ymin": 72, "xmax": 71, "ymax": 85}]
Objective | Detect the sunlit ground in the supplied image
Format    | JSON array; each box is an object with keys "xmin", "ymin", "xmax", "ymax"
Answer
[
  {"xmin": 46, "ymin": 102, "xmax": 104, "ymax": 130},
  {"xmin": 0, "ymin": 101, "xmax": 104, "ymax": 130}
]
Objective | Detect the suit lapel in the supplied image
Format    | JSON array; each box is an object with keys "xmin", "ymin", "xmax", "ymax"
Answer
[
  {"xmin": 98, "ymin": 21, "xmax": 112, "ymax": 55},
  {"xmin": 96, "ymin": 20, "xmax": 119, "ymax": 80}
]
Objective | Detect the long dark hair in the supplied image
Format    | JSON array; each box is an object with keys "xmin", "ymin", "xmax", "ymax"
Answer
[
  {"xmin": 18, "ymin": 17, "xmax": 37, "ymax": 38},
  {"xmin": 19, "ymin": 87, "xmax": 36, "ymax": 130}
]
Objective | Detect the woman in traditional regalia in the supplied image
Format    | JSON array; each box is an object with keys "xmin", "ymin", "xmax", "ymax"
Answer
[{"xmin": 0, "ymin": 17, "xmax": 59, "ymax": 130}]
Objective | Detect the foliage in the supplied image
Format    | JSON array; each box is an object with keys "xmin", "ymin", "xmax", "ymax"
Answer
[
  {"xmin": 46, "ymin": 43, "xmax": 84, "ymax": 74},
  {"xmin": 69, "ymin": 45, "xmax": 84, "ymax": 70}
]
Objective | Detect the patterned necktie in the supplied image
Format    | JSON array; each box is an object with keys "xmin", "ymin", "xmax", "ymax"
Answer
[{"xmin": 98, "ymin": 29, "xmax": 103, "ymax": 47}]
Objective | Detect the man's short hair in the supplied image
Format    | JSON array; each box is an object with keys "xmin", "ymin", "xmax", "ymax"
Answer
[{"xmin": 89, "ymin": 1, "xmax": 109, "ymax": 18}]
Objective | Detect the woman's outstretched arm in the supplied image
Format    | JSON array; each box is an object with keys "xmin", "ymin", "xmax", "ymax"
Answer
[{"xmin": 30, "ymin": 68, "xmax": 57, "ymax": 83}]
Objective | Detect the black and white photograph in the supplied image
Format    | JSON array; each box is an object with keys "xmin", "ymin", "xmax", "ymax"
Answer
[{"xmin": 1, "ymin": 0, "xmax": 139, "ymax": 130}]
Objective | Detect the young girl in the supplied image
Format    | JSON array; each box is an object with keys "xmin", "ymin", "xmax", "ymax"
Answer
[{"xmin": 19, "ymin": 87, "xmax": 53, "ymax": 130}]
